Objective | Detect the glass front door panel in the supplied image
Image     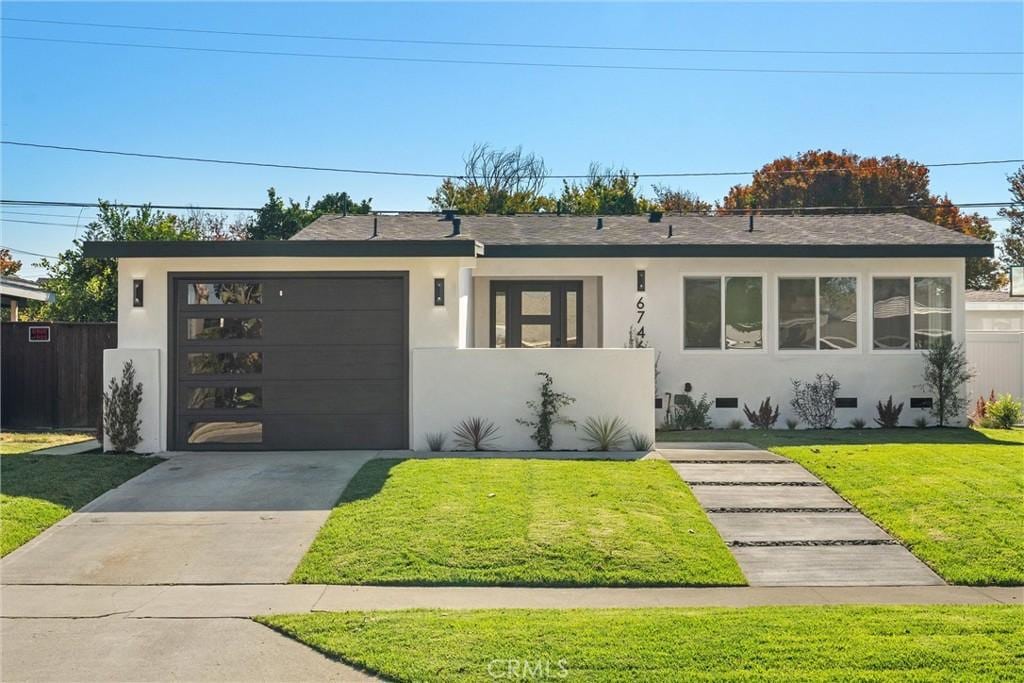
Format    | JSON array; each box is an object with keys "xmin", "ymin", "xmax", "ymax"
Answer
[{"xmin": 490, "ymin": 282, "xmax": 582, "ymax": 348}]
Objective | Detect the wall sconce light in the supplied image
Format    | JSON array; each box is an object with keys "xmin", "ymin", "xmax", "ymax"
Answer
[
  {"xmin": 637, "ymin": 270, "xmax": 646, "ymax": 292},
  {"xmin": 132, "ymin": 279, "xmax": 144, "ymax": 307},
  {"xmin": 433, "ymin": 278, "xmax": 445, "ymax": 306}
]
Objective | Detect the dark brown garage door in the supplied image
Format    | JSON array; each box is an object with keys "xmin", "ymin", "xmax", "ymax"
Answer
[{"xmin": 171, "ymin": 274, "xmax": 407, "ymax": 450}]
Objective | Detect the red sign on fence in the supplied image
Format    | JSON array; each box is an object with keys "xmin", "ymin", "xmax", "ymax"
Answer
[{"xmin": 28, "ymin": 326, "xmax": 51, "ymax": 343}]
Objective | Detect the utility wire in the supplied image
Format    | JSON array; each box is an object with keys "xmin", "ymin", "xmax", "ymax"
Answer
[
  {"xmin": 5, "ymin": 17, "xmax": 1021, "ymax": 57},
  {"xmin": 1, "ymin": 218, "xmax": 85, "ymax": 227},
  {"xmin": 0, "ymin": 198, "xmax": 1013, "ymax": 214},
  {"xmin": 1, "ymin": 245, "xmax": 58, "ymax": 259},
  {"xmin": 0, "ymin": 210, "xmax": 91, "ymax": 219},
  {"xmin": 4, "ymin": 141, "xmax": 1022, "ymax": 181},
  {"xmin": 5, "ymin": 35, "xmax": 1021, "ymax": 77}
]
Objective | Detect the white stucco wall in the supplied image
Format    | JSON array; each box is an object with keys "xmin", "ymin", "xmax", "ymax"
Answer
[
  {"xmin": 474, "ymin": 256, "xmax": 966, "ymax": 428},
  {"xmin": 110, "ymin": 253, "xmax": 967, "ymax": 452},
  {"xmin": 102, "ymin": 348, "xmax": 161, "ymax": 453},
  {"xmin": 412, "ymin": 348, "xmax": 656, "ymax": 451}
]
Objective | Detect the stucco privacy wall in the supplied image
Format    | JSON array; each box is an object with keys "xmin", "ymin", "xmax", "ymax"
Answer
[
  {"xmin": 102, "ymin": 348, "xmax": 161, "ymax": 453},
  {"xmin": 114, "ymin": 256, "xmax": 472, "ymax": 452},
  {"xmin": 474, "ymin": 256, "xmax": 966, "ymax": 427},
  {"xmin": 412, "ymin": 348, "xmax": 656, "ymax": 450}
]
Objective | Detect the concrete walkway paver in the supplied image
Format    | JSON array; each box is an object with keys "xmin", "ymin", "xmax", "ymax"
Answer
[
  {"xmin": 33, "ymin": 438, "xmax": 101, "ymax": 455},
  {"xmin": 662, "ymin": 443, "xmax": 945, "ymax": 587}
]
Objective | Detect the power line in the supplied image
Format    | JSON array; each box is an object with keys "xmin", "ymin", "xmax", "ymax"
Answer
[
  {"xmin": 0, "ymin": 198, "xmax": 1014, "ymax": 214},
  {"xmin": 4, "ymin": 141, "xmax": 1022, "ymax": 181},
  {"xmin": 1, "ymin": 245, "xmax": 58, "ymax": 259},
  {"xmin": 5, "ymin": 35, "xmax": 1021, "ymax": 77},
  {"xmin": 5, "ymin": 16, "xmax": 1021, "ymax": 57},
  {"xmin": 0, "ymin": 210, "xmax": 91, "ymax": 219},
  {"xmin": 1, "ymin": 218, "xmax": 84, "ymax": 227}
]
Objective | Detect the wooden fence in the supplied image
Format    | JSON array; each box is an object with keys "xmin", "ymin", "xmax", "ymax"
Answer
[{"xmin": 1, "ymin": 322, "xmax": 117, "ymax": 429}]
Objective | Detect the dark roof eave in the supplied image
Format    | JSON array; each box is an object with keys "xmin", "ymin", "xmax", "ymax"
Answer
[
  {"xmin": 480, "ymin": 243, "xmax": 994, "ymax": 258},
  {"xmin": 81, "ymin": 239, "xmax": 483, "ymax": 259}
]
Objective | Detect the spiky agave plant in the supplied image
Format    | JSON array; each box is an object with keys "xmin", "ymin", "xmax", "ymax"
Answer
[
  {"xmin": 580, "ymin": 416, "xmax": 630, "ymax": 451},
  {"xmin": 452, "ymin": 417, "xmax": 501, "ymax": 451}
]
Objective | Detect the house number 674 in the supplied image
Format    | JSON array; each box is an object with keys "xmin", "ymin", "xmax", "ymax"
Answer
[{"xmin": 634, "ymin": 296, "xmax": 647, "ymax": 347}]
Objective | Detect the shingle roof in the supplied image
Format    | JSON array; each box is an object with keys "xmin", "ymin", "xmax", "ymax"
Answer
[
  {"xmin": 965, "ymin": 289, "xmax": 1015, "ymax": 302},
  {"xmin": 293, "ymin": 213, "xmax": 992, "ymax": 258}
]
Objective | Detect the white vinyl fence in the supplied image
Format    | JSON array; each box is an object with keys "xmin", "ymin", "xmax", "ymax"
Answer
[{"xmin": 966, "ymin": 331, "xmax": 1024, "ymax": 402}]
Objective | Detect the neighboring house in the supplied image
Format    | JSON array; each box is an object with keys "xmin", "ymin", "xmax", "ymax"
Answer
[
  {"xmin": 83, "ymin": 213, "xmax": 992, "ymax": 452},
  {"xmin": 965, "ymin": 289, "xmax": 1024, "ymax": 403},
  {"xmin": 0, "ymin": 275, "xmax": 54, "ymax": 321}
]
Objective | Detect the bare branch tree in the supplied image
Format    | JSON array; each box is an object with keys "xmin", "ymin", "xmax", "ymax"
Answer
[{"xmin": 463, "ymin": 143, "xmax": 547, "ymax": 198}]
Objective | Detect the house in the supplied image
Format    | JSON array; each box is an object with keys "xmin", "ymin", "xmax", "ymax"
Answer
[
  {"xmin": 965, "ymin": 289, "xmax": 1024, "ymax": 403},
  {"xmin": 0, "ymin": 275, "xmax": 54, "ymax": 321},
  {"xmin": 83, "ymin": 212, "xmax": 993, "ymax": 452}
]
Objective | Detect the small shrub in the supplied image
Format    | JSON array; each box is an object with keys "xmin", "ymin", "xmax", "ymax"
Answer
[
  {"xmin": 790, "ymin": 374, "xmax": 840, "ymax": 429},
  {"xmin": 581, "ymin": 416, "xmax": 630, "ymax": 451},
  {"xmin": 103, "ymin": 360, "xmax": 143, "ymax": 453},
  {"xmin": 425, "ymin": 432, "xmax": 447, "ymax": 452},
  {"xmin": 968, "ymin": 390, "xmax": 997, "ymax": 426},
  {"xmin": 629, "ymin": 432, "xmax": 654, "ymax": 452},
  {"xmin": 875, "ymin": 395, "xmax": 904, "ymax": 428},
  {"xmin": 786, "ymin": 418, "xmax": 799, "ymax": 430},
  {"xmin": 666, "ymin": 391, "xmax": 713, "ymax": 430},
  {"xmin": 516, "ymin": 371, "xmax": 575, "ymax": 451},
  {"xmin": 913, "ymin": 416, "xmax": 929, "ymax": 429},
  {"xmin": 743, "ymin": 397, "xmax": 780, "ymax": 430},
  {"xmin": 453, "ymin": 417, "xmax": 501, "ymax": 451},
  {"xmin": 982, "ymin": 394, "xmax": 1023, "ymax": 429},
  {"xmin": 849, "ymin": 417, "xmax": 867, "ymax": 429},
  {"xmin": 727, "ymin": 418, "xmax": 744, "ymax": 430},
  {"xmin": 920, "ymin": 338, "xmax": 973, "ymax": 427}
]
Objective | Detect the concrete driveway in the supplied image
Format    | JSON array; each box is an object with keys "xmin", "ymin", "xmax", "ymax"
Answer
[{"xmin": 1, "ymin": 450, "xmax": 376, "ymax": 585}]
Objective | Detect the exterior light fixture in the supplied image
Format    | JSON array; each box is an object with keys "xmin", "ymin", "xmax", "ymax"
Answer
[
  {"xmin": 637, "ymin": 270, "xmax": 646, "ymax": 292},
  {"xmin": 433, "ymin": 278, "xmax": 445, "ymax": 306},
  {"xmin": 132, "ymin": 279, "xmax": 144, "ymax": 307}
]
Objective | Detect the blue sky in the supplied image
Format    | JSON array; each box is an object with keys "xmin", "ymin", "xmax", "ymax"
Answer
[{"xmin": 2, "ymin": 2, "xmax": 1022, "ymax": 277}]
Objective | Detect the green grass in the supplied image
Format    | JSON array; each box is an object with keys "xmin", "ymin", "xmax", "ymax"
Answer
[
  {"xmin": 259, "ymin": 605, "xmax": 1023, "ymax": 682},
  {"xmin": 0, "ymin": 431, "xmax": 94, "ymax": 455},
  {"xmin": 659, "ymin": 427, "xmax": 1024, "ymax": 585},
  {"xmin": 292, "ymin": 458, "xmax": 744, "ymax": 586},
  {"xmin": 1, "ymin": 450, "xmax": 159, "ymax": 556}
]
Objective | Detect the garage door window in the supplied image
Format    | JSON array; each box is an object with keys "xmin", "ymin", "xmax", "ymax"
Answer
[
  {"xmin": 187, "ymin": 387, "xmax": 262, "ymax": 410},
  {"xmin": 187, "ymin": 282, "xmax": 263, "ymax": 305},
  {"xmin": 188, "ymin": 421, "xmax": 263, "ymax": 444},
  {"xmin": 186, "ymin": 318, "xmax": 263, "ymax": 340},
  {"xmin": 187, "ymin": 352, "xmax": 262, "ymax": 375}
]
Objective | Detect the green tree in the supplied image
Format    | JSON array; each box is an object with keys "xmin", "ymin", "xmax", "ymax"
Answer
[
  {"xmin": 558, "ymin": 164, "xmax": 655, "ymax": 215},
  {"xmin": 651, "ymin": 185, "xmax": 712, "ymax": 214},
  {"xmin": 998, "ymin": 165, "xmax": 1024, "ymax": 267},
  {"xmin": 721, "ymin": 150, "xmax": 1002, "ymax": 289},
  {"xmin": 428, "ymin": 144, "xmax": 554, "ymax": 215},
  {"xmin": 245, "ymin": 188, "xmax": 315, "ymax": 240},
  {"xmin": 312, "ymin": 191, "xmax": 372, "ymax": 217},
  {"xmin": 28, "ymin": 202, "xmax": 199, "ymax": 322}
]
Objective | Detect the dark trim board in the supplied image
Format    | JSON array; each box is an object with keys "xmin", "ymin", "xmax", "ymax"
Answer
[
  {"xmin": 167, "ymin": 271, "xmax": 410, "ymax": 451},
  {"xmin": 481, "ymin": 243, "xmax": 995, "ymax": 258},
  {"xmin": 87, "ymin": 240, "xmax": 480, "ymax": 259}
]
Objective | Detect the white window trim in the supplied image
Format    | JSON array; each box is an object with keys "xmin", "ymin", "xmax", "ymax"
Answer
[
  {"xmin": 774, "ymin": 274, "xmax": 861, "ymax": 355},
  {"xmin": 680, "ymin": 273, "xmax": 768, "ymax": 354},
  {"xmin": 869, "ymin": 274, "xmax": 957, "ymax": 354}
]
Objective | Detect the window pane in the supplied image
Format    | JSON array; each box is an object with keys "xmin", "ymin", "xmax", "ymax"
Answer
[
  {"xmin": 873, "ymin": 278, "xmax": 911, "ymax": 349},
  {"xmin": 187, "ymin": 387, "xmax": 262, "ymax": 409},
  {"xmin": 521, "ymin": 290, "xmax": 551, "ymax": 316},
  {"xmin": 724, "ymin": 277, "xmax": 762, "ymax": 350},
  {"xmin": 778, "ymin": 278, "xmax": 816, "ymax": 349},
  {"xmin": 914, "ymin": 277, "xmax": 952, "ymax": 349},
  {"xmin": 521, "ymin": 324, "xmax": 552, "ymax": 348},
  {"xmin": 186, "ymin": 318, "xmax": 262, "ymax": 340},
  {"xmin": 187, "ymin": 282, "xmax": 262, "ymax": 305},
  {"xmin": 188, "ymin": 421, "xmax": 262, "ymax": 444},
  {"xmin": 819, "ymin": 277, "xmax": 857, "ymax": 350},
  {"xmin": 493, "ymin": 292, "xmax": 506, "ymax": 348},
  {"xmin": 684, "ymin": 278, "xmax": 721, "ymax": 349},
  {"xmin": 187, "ymin": 352, "xmax": 263, "ymax": 375},
  {"xmin": 565, "ymin": 290, "xmax": 579, "ymax": 347}
]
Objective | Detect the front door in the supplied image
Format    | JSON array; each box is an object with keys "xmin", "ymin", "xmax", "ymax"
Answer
[{"xmin": 490, "ymin": 281, "xmax": 582, "ymax": 348}]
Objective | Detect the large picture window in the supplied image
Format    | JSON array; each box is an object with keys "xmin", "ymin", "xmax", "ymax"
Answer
[
  {"xmin": 778, "ymin": 277, "xmax": 858, "ymax": 350},
  {"xmin": 683, "ymin": 276, "xmax": 763, "ymax": 350},
  {"xmin": 872, "ymin": 276, "xmax": 952, "ymax": 350}
]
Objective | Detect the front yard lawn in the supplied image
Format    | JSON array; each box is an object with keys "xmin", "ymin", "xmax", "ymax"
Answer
[
  {"xmin": 259, "ymin": 605, "xmax": 1022, "ymax": 682},
  {"xmin": 660, "ymin": 427, "xmax": 1024, "ymax": 585},
  {"xmin": 292, "ymin": 458, "xmax": 744, "ymax": 586},
  {"xmin": 0, "ymin": 430, "xmax": 94, "ymax": 455},
  {"xmin": 1, "ymin": 450, "xmax": 159, "ymax": 556}
]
